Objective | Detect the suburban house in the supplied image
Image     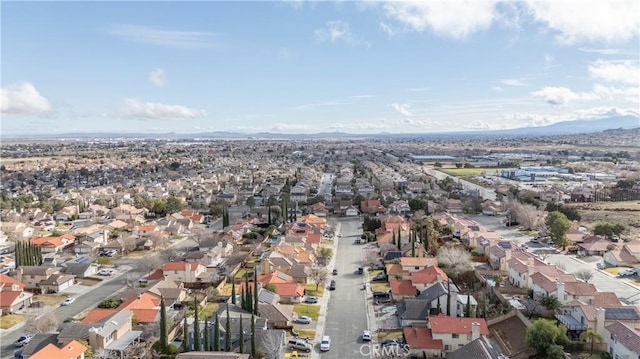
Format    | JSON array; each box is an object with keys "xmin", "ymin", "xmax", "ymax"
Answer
[
  {"xmin": 410, "ymin": 266, "xmax": 448, "ymax": 292},
  {"xmin": 557, "ymin": 306, "xmax": 640, "ymax": 340},
  {"xmin": 399, "ymin": 256, "xmax": 438, "ymax": 274},
  {"xmin": 87, "ymin": 309, "xmax": 140, "ymax": 351},
  {"xmin": 448, "ymin": 336, "xmax": 508, "ymax": 359},
  {"xmin": 29, "ymin": 234, "xmax": 75, "ymax": 253},
  {"xmin": 15, "ymin": 266, "xmax": 75, "ymax": 293},
  {"xmin": 0, "ymin": 273, "xmax": 33, "ymax": 314},
  {"xmin": 161, "ymin": 261, "xmax": 207, "ymax": 283},
  {"xmin": 507, "ymin": 252, "xmax": 546, "ymax": 289},
  {"xmin": 390, "ymin": 279, "xmax": 418, "ymax": 300},
  {"xmin": 29, "ymin": 340, "xmax": 86, "ymax": 359},
  {"xmin": 578, "ymin": 236, "xmax": 612, "ymax": 256},
  {"xmin": 605, "ymin": 321, "xmax": 640, "ymax": 359},
  {"xmin": 603, "ymin": 240, "xmax": 640, "ymax": 267},
  {"xmin": 403, "ymin": 326, "xmax": 444, "ymax": 358},
  {"xmin": 427, "ymin": 316, "xmax": 489, "ymax": 353}
]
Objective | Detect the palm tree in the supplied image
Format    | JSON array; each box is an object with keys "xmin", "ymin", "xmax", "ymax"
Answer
[{"xmin": 579, "ymin": 326, "xmax": 603, "ymax": 355}]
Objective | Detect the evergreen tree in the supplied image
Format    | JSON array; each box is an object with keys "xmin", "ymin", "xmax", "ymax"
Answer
[
  {"xmin": 411, "ymin": 229, "xmax": 416, "ymax": 257},
  {"xmin": 247, "ymin": 288, "xmax": 253, "ymax": 314},
  {"xmin": 397, "ymin": 228, "xmax": 402, "ymax": 251},
  {"xmin": 267, "ymin": 205, "xmax": 272, "ymax": 225},
  {"xmin": 391, "ymin": 230, "xmax": 396, "ymax": 245},
  {"xmin": 244, "ymin": 275, "xmax": 250, "ymax": 311},
  {"xmin": 253, "ymin": 271, "xmax": 259, "ymax": 315},
  {"xmin": 225, "ymin": 305, "xmax": 231, "ymax": 351},
  {"xmin": 204, "ymin": 317, "xmax": 210, "ymax": 351},
  {"xmin": 465, "ymin": 292, "xmax": 472, "ymax": 317},
  {"xmin": 159, "ymin": 297, "xmax": 168, "ymax": 353},
  {"xmin": 436, "ymin": 294, "xmax": 441, "ymax": 314},
  {"xmin": 193, "ymin": 297, "xmax": 201, "ymax": 351},
  {"xmin": 182, "ymin": 316, "xmax": 189, "ymax": 352},
  {"xmin": 238, "ymin": 315, "xmax": 244, "ymax": 353},
  {"xmin": 213, "ymin": 313, "xmax": 220, "ymax": 351},
  {"xmin": 231, "ymin": 281, "xmax": 236, "ymax": 305},
  {"xmin": 251, "ymin": 314, "xmax": 256, "ymax": 357},
  {"xmin": 446, "ymin": 281, "xmax": 451, "ymax": 316},
  {"xmin": 240, "ymin": 288, "xmax": 245, "ymax": 311}
]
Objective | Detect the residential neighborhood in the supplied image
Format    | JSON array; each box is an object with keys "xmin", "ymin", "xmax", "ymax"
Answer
[{"xmin": 0, "ymin": 133, "xmax": 639, "ymax": 359}]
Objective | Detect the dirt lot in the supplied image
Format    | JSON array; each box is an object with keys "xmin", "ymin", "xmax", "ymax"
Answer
[
  {"xmin": 32, "ymin": 294, "xmax": 67, "ymax": 306},
  {"xmin": 571, "ymin": 201, "xmax": 640, "ymax": 239},
  {"xmin": 76, "ymin": 277, "xmax": 102, "ymax": 286}
]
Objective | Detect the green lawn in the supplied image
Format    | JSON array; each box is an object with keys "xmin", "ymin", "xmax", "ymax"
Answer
[
  {"xmin": 293, "ymin": 304, "xmax": 320, "ymax": 320},
  {"xmin": 604, "ymin": 267, "xmax": 626, "ymax": 276},
  {"xmin": 234, "ymin": 268, "xmax": 254, "ymax": 279},
  {"xmin": 304, "ymin": 283, "xmax": 325, "ymax": 297},
  {"xmin": 187, "ymin": 303, "xmax": 219, "ymax": 319},
  {"xmin": 369, "ymin": 270, "xmax": 383, "ymax": 277}
]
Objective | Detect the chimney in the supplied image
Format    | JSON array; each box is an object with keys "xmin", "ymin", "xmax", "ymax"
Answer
[
  {"xmin": 526, "ymin": 264, "xmax": 534, "ymax": 289},
  {"xmin": 137, "ymin": 294, "xmax": 142, "ymax": 300},
  {"xmin": 527, "ymin": 257, "xmax": 534, "ymax": 266},
  {"xmin": 436, "ymin": 273, "xmax": 443, "ymax": 283},
  {"xmin": 595, "ymin": 307, "xmax": 606, "ymax": 337},
  {"xmin": 556, "ymin": 281, "xmax": 565, "ymax": 304},
  {"xmin": 471, "ymin": 322, "xmax": 481, "ymax": 340},
  {"xmin": 505, "ymin": 249, "xmax": 511, "ymax": 262}
]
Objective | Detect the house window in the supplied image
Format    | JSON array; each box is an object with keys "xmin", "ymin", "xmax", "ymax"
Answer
[
  {"xmin": 452, "ymin": 334, "xmax": 459, "ymax": 339},
  {"xmin": 414, "ymin": 266, "xmax": 420, "ymax": 270},
  {"xmin": 444, "ymin": 345, "xmax": 450, "ymax": 351}
]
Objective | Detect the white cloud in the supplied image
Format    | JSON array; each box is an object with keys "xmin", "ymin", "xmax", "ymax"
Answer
[
  {"xmin": 588, "ymin": 60, "xmax": 640, "ymax": 85},
  {"xmin": 379, "ymin": 22, "xmax": 395, "ymax": 36},
  {"xmin": 504, "ymin": 106, "xmax": 639, "ymax": 128},
  {"xmin": 592, "ymin": 84, "xmax": 639, "ymax": 102},
  {"xmin": 578, "ymin": 47, "xmax": 623, "ymax": 55},
  {"xmin": 120, "ymin": 98, "xmax": 206, "ymax": 120},
  {"xmin": 314, "ymin": 20, "xmax": 370, "ymax": 46},
  {"xmin": 1, "ymin": 82, "xmax": 53, "ymax": 116},
  {"xmin": 500, "ymin": 78, "xmax": 527, "ymax": 86},
  {"xmin": 525, "ymin": 0, "xmax": 640, "ymax": 45},
  {"xmin": 382, "ymin": 0, "xmax": 497, "ymax": 39},
  {"xmin": 531, "ymin": 86, "xmax": 601, "ymax": 105},
  {"xmin": 491, "ymin": 86, "xmax": 503, "ymax": 92},
  {"xmin": 148, "ymin": 68, "xmax": 167, "ymax": 87},
  {"xmin": 391, "ymin": 103, "xmax": 413, "ymax": 117},
  {"xmin": 107, "ymin": 24, "xmax": 217, "ymax": 48}
]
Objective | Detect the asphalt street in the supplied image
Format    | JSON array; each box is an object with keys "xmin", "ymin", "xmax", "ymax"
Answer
[{"xmin": 321, "ymin": 218, "xmax": 370, "ymax": 359}]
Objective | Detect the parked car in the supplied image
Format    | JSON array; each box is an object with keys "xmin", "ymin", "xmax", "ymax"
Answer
[
  {"xmin": 596, "ymin": 262, "xmax": 605, "ymax": 270},
  {"xmin": 293, "ymin": 316, "xmax": 312, "ymax": 324},
  {"xmin": 371, "ymin": 274, "xmax": 387, "ymax": 282},
  {"xmin": 14, "ymin": 335, "xmax": 33, "ymax": 347},
  {"xmin": 304, "ymin": 296, "xmax": 318, "ymax": 304},
  {"xmin": 362, "ymin": 330, "xmax": 372, "ymax": 341},
  {"xmin": 61, "ymin": 297, "xmax": 76, "ymax": 306},
  {"xmin": 332, "ymin": 268, "xmax": 338, "ymax": 275},
  {"xmin": 97, "ymin": 269, "xmax": 115, "ymax": 276},
  {"xmin": 287, "ymin": 338, "xmax": 312, "ymax": 352},
  {"xmin": 355, "ymin": 267, "xmax": 364, "ymax": 275},
  {"xmin": 373, "ymin": 291, "xmax": 391, "ymax": 298},
  {"xmin": 320, "ymin": 336, "xmax": 331, "ymax": 351},
  {"xmin": 370, "ymin": 263, "xmax": 385, "ymax": 270},
  {"xmin": 618, "ymin": 268, "xmax": 637, "ymax": 277},
  {"xmin": 329, "ymin": 280, "xmax": 336, "ymax": 290}
]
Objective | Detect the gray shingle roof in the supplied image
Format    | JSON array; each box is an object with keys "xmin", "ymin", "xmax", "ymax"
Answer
[
  {"xmin": 447, "ymin": 336, "xmax": 507, "ymax": 359},
  {"xmin": 606, "ymin": 321, "xmax": 640, "ymax": 354}
]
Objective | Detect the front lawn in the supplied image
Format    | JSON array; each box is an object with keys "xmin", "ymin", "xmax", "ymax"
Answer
[
  {"xmin": 234, "ymin": 268, "xmax": 254, "ymax": 279},
  {"xmin": 293, "ymin": 304, "xmax": 320, "ymax": 320},
  {"xmin": 295, "ymin": 329, "xmax": 316, "ymax": 340},
  {"xmin": 604, "ymin": 267, "xmax": 625, "ymax": 276},
  {"xmin": 33, "ymin": 294, "xmax": 67, "ymax": 306},
  {"xmin": 0, "ymin": 314, "xmax": 25, "ymax": 329},
  {"xmin": 371, "ymin": 282, "xmax": 391, "ymax": 292},
  {"xmin": 369, "ymin": 270, "xmax": 383, "ymax": 277},
  {"xmin": 377, "ymin": 330, "xmax": 403, "ymax": 342},
  {"xmin": 304, "ymin": 283, "xmax": 325, "ymax": 297},
  {"xmin": 187, "ymin": 303, "xmax": 219, "ymax": 319},
  {"xmin": 76, "ymin": 277, "xmax": 102, "ymax": 286}
]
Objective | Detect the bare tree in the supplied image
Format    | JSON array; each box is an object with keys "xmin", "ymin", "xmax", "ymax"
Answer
[
  {"xmin": 361, "ymin": 248, "xmax": 380, "ymax": 267},
  {"xmin": 378, "ymin": 243, "xmax": 396, "ymax": 257},
  {"xmin": 158, "ymin": 247, "xmax": 182, "ymax": 262},
  {"xmin": 93, "ymin": 348, "xmax": 113, "ymax": 359},
  {"xmin": 149, "ymin": 232, "xmax": 168, "ymax": 250},
  {"xmin": 122, "ymin": 236, "xmax": 137, "ymax": 254},
  {"xmin": 190, "ymin": 226, "xmax": 211, "ymax": 248},
  {"xmin": 436, "ymin": 246, "xmax": 474, "ymax": 277},
  {"xmin": 575, "ymin": 269, "xmax": 594, "ymax": 283},
  {"xmin": 259, "ymin": 329, "xmax": 285, "ymax": 359},
  {"xmin": 24, "ymin": 311, "xmax": 58, "ymax": 333},
  {"xmin": 309, "ymin": 267, "xmax": 328, "ymax": 291},
  {"xmin": 137, "ymin": 256, "xmax": 162, "ymax": 278}
]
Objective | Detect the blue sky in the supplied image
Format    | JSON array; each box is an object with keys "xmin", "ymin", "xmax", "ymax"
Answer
[{"xmin": 2, "ymin": 1, "xmax": 639, "ymax": 135}]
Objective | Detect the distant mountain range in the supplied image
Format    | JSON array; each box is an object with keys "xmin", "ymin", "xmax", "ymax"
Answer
[{"xmin": 3, "ymin": 115, "xmax": 639, "ymax": 140}]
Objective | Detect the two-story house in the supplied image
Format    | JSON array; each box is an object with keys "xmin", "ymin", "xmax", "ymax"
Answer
[
  {"xmin": 87, "ymin": 309, "xmax": 139, "ymax": 351},
  {"xmin": 15, "ymin": 266, "xmax": 75, "ymax": 293},
  {"xmin": 0, "ymin": 273, "xmax": 33, "ymax": 314},
  {"xmin": 29, "ymin": 340, "xmax": 86, "ymax": 359},
  {"xmin": 428, "ymin": 316, "xmax": 489, "ymax": 353},
  {"xmin": 29, "ymin": 234, "xmax": 75, "ymax": 253},
  {"xmin": 161, "ymin": 261, "xmax": 207, "ymax": 283},
  {"xmin": 605, "ymin": 321, "xmax": 640, "ymax": 359}
]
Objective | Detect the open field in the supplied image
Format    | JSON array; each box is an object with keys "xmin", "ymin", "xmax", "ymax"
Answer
[
  {"xmin": 0, "ymin": 314, "xmax": 25, "ymax": 329},
  {"xmin": 33, "ymin": 294, "xmax": 67, "ymax": 306},
  {"xmin": 572, "ymin": 201, "xmax": 640, "ymax": 238}
]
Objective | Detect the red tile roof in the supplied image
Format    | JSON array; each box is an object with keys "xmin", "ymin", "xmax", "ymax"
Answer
[
  {"xmin": 305, "ymin": 233, "xmax": 321, "ymax": 244},
  {"xmin": 390, "ymin": 279, "xmax": 417, "ymax": 296},
  {"xmin": 30, "ymin": 340, "xmax": 86, "ymax": 359},
  {"xmin": 429, "ymin": 316, "xmax": 489, "ymax": 335},
  {"xmin": 272, "ymin": 282, "xmax": 304, "ymax": 297},
  {"xmin": 81, "ymin": 308, "xmax": 118, "ymax": 323},
  {"xmin": 0, "ymin": 273, "xmax": 25, "ymax": 289},
  {"xmin": 403, "ymin": 327, "xmax": 443, "ymax": 349},
  {"xmin": 0, "ymin": 291, "xmax": 24, "ymax": 307},
  {"xmin": 410, "ymin": 265, "xmax": 448, "ymax": 284}
]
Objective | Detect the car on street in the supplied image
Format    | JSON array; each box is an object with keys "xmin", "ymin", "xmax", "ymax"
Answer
[
  {"xmin": 293, "ymin": 316, "xmax": 312, "ymax": 324},
  {"xmin": 304, "ymin": 296, "xmax": 318, "ymax": 304},
  {"xmin": 14, "ymin": 334, "xmax": 33, "ymax": 347},
  {"xmin": 362, "ymin": 330, "xmax": 372, "ymax": 341},
  {"xmin": 596, "ymin": 262, "xmax": 605, "ymax": 270},
  {"xmin": 332, "ymin": 268, "xmax": 338, "ymax": 275},
  {"xmin": 61, "ymin": 297, "xmax": 76, "ymax": 306},
  {"xmin": 320, "ymin": 336, "xmax": 331, "ymax": 351},
  {"xmin": 618, "ymin": 268, "xmax": 637, "ymax": 277},
  {"xmin": 329, "ymin": 280, "xmax": 336, "ymax": 290},
  {"xmin": 355, "ymin": 267, "xmax": 364, "ymax": 275},
  {"xmin": 337, "ymin": 233, "xmax": 343, "ymax": 237},
  {"xmin": 97, "ymin": 268, "xmax": 115, "ymax": 276}
]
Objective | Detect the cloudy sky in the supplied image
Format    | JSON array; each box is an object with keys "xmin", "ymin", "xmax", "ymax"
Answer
[{"xmin": 1, "ymin": 1, "xmax": 639, "ymax": 135}]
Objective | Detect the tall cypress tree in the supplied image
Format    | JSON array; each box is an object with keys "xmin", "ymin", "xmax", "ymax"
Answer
[
  {"xmin": 231, "ymin": 281, "xmax": 236, "ymax": 305},
  {"xmin": 446, "ymin": 281, "xmax": 451, "ymax": 316},
  {"xmin": 182, "ymin": 316, "xmax": 189, "ymax": 352},
  {"xmin": 397, "ymin": 228, "xmax": 402, "ymax": 251},
  {"xmin": 193, "ymin": 297, "xmax": 201, "ymax": 351},
  {"xmin": 466, "ymin": 292, "xmax": 472, "ymax": 318},
  {"xmin": 391, "ymin": 230, "xmax": 396, "ymax": 245},
  {"xmin": 204, "ymin": 317, "xmax": 210, "ymax": 351},
  {"xmin": 267, "ymin": 205, "xmax": 272, "ymax": 225},
  {"xmin": 225, "ymin": 305, "xmax": 231, "ymax": 351},
  {"xmin": 159, "ymin": 296, "xmax": 168, "ymax": 353},
  {"xmin": 238, "ymin": 315, "xmax": 244, "ymax": 353},
  {"xmin": 213, "ymin": 312, "xmax": 220, "ymax": 351},
  {"xmin": 436, "ymin": 294, "xmax": 441, "ymax": 314},
  {"xmin": 253, "ymin": 271, "xmax": 259, "ymax": 315},
  {"xmin": 251, "ymin": 313, "xmax": 256, "ymax": 357},
  {"xmin": 411, "ymin": 229, "xmax": 416, "ymax": 257},
  {"xmin": 240, "ymin": 288, "xmax": 245, "ymax": 311}
]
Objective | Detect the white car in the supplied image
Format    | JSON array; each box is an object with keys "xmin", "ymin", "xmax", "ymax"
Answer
[
  {"xmin": 362, "ymin": 330, "xmax": 372, "ymax": 341},
  {"xmin": 98, "ymin": 269, "xmax": 115, "ymax": 276},
  {"xmin": 320, "ymin": 336, "xmax": 331, "ymax": 351},
  {"xmin": 14, "ymin": 334, "xmax": 33, "ymax": 347},
  {"xmin": 61, "ymin": 297, "xmax": 76, "ymax": 306}
]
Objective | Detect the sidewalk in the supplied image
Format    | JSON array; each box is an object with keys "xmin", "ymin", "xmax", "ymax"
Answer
[{"xmin": 309, "ymin": 222, "xmax": 340, "ymax": 359}]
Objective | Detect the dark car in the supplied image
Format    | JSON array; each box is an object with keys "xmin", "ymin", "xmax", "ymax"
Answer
[
  {"xmin": 329, "ymin": 280, "xmax": 336, "ymax": 290},
  {"xmin": 371, "ymin": 274, "xmax": 387, "ymax": 282},
  {"xmin": 332, "ymin": 269, "xmax": 338, "ymax": 275},
  {"xmin": 355, "ymin": 267, "xmax": 364, "ymax": 275}
]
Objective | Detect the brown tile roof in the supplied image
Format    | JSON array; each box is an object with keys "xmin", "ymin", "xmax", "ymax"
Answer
[
  {"xmin": 564, "ymin": 282, "xmax": 597, "ymax": 296},
  {"xmin": 272, "ymin": 282, "xmax": 304, "ymax": 297},
  {"xmin": 30, "ymin": 340, "xmax": 86, "ymax": 359},
  {"xmin": 605, "ymin": 321, "xmax": 640, "ymax": 354},
  {"xmin": 400, "ymin": 257, "xmax": 436, "ymax": 268},
  {"xmin": 410, "ymin": 265, "xmax": 448, "ymax": 285},
  {"xmin": 386, "ymin": 263, "xmax": 404, "ymax": 276},
  {"xmin": 429, "ymin": 316, "xmax": 490, "ymax": 335},
  {"xmin": 390, "ymin": 279, "xmax": 417, "ymax": 296},
  {"xmin": 81, "ymin": 308, "xmax": 118, "ymax": 323},
  {"xmin": 403, "ymin": 327, "xmax": 443, "ymax": 349},
  {"xmin": 0, "ymin": 273, "xmax": 25, "ymax": 289}
]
